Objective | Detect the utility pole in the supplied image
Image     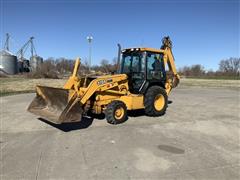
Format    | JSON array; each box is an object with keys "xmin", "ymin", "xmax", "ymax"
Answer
[{"xmin": 86, "ymin": 36, "xmax": 93, "ymax": 72}]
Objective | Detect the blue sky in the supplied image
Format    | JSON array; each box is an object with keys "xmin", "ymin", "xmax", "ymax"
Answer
[{"xmin": 0, "ymin": 0, "xmax": 239, "ymax": 70}]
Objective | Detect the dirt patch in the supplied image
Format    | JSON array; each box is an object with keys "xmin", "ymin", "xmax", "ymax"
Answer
[{"xmin": 158, "ymin": 145, "xmax": 185, "ymax": 154}]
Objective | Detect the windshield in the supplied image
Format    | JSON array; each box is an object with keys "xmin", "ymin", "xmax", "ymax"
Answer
[{"xmin": 120, "ymin": 52, "xmax": 145, "ymax": 74}]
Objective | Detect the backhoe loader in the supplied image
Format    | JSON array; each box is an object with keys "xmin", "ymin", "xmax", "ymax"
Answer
[{"xmin": 28, "ymin": 36, "xmax": 180, "ymax": 124}]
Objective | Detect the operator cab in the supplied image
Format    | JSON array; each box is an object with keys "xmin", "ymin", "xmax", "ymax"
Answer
[{"xmin": 119, "ymin": 48, "xmax": 166, "ymax": 94}]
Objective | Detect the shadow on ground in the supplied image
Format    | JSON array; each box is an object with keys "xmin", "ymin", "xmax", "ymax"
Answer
[
  {"xmin": 38, "ymin": 100, "xmax": 173, "ymax": 131},
  {"xmin": 38, "ymin": 117, "xmax": 94, "ymax": 132},
  {"xmin": 158, "ymin": 144, "xmax": 185, "ymax": 154},
  {"xmin": 38, "ymin": 111, "xmax": 108, "ymax": 132}
]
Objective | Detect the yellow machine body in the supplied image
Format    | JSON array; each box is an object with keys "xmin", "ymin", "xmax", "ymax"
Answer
[{"xmin": 28, "ymin": 41, "xmax": 180, "ymax": 124}]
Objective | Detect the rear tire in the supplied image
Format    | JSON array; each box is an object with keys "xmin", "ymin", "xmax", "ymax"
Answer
[
  {"xmin": 105, "ymin": 101, "xmax": 128, "ymax": 125},
  {"xmin": 144, "ymin": 86, "xmax": 168, "ymax": 116}
]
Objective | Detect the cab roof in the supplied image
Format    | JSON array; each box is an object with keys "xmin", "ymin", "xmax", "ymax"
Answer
[{"xmin": 122, "ymin": 47, "xmax": 165, "ymax": 54}]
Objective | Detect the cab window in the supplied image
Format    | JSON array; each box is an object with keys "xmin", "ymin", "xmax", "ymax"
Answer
[
  {"xmin": 121, "ymin": 52, "xmax": 144, "ymax": 75},
  {"xmin": 146, "ymin": 52, "xmax": 165, "ymax": 80}
]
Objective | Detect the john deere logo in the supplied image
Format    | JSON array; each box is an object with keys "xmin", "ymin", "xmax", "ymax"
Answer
[
  {"xmin": 97, "ymin": 80, "xmax": 106, "ymax": 85},
  {"xmin": 97, "ymin": 79, "xmax": 113, "ymax": 86}
]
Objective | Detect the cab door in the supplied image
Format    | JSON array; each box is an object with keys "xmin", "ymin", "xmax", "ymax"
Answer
[
  {"xmin": 146, "ymin": 52, "xmax": 166, "ymax": 85},
  {"xmin": 121, "ymin": 51, "xmax": 146, "ymax": 93}
]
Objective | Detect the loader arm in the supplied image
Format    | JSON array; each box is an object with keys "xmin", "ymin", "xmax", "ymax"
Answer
[
  {"xmin": 79, "ymin": 74, "xmax": 128, "ymax": 105},
  {"xmin": 64, "ymin": 57, "xmax": 81, "ymax": 90}
]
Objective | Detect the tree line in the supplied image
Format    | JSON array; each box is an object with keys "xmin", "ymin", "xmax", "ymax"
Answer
[
  {"xmin": 28, "ymin": 57, "xmax": 239, "ymax": 79},
  {"xmin": 27, "ymin": 57, "xmax": 119, "ymax": 78},
  {"xmin": 178, "ymin": 58, "xmax": 239, "ymax": 79}
]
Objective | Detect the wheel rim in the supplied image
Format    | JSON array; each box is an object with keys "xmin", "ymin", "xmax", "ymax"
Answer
[
  {"xmin": 114, "ymin": 107, "xmax": 124, "ymax": 120},
  {"xmin": 154, "ymin": 94, "xmax": 165, "ymax": 111}
]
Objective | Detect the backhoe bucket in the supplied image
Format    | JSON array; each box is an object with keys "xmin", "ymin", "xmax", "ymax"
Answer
[{"xmin": 28, "ymin": 86, "xmax": 83, "ymax": 124}]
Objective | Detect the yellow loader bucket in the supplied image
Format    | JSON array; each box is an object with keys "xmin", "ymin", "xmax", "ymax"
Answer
[{"xmin": 28, "ymin": 86, "xmax": 83, "ymax": 124}]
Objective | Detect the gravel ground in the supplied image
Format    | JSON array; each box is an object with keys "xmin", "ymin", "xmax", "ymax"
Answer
[{"xmin": 0, "ymin": 87, "xmax": 240, "ymax": 179}]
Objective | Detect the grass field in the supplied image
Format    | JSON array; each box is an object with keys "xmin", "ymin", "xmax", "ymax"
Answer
[
  {"xmin": 179, "ymin": 78, "xmax": 240, "ymax": 88},
  {"xmin": 0, "ymin": 77, "xmax": 66, "ymax": 96},
  {"xmin": 0, "ymin": 77, "xmax": 239, "ymax": 96}
]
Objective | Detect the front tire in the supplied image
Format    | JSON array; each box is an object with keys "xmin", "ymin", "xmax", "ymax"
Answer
[
  {"xmin": 144, "ymin": 86, "xmax": 168, "ymax": 116},
  {"xmin": 105, "ymin": 101, "xmax": 128, "ymax": 125}
]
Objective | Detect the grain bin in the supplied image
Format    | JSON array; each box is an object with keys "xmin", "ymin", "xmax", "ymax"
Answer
[
  {"xmin": 30, "ymin": 55, "xmax": 43, "ymax": 71},
  {"xmin": 0, "ymin": 50, "xmax": 18, "ymax": 74}
]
